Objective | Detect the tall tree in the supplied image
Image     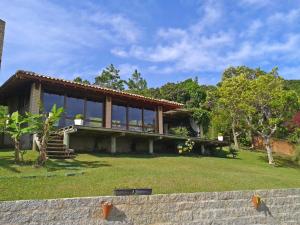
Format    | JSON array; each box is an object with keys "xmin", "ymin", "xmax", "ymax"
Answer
[
  {"xmin": 248, "ymin": 74, "xmax": 298, "ymax": 164},
  {"xmin": 126, "ymin": 70, "xmax": 148, "ymax": 94},
  {"xmin": 73, "ymin": 76, "xmax": 90, "ymax": 85},
  {"xmin": 216, "ymin": 74, "xmax": 252, "ymax": 149},
  {"xmin": 94, "ymin": 64, "xmax": 125, "ymax": 90}
]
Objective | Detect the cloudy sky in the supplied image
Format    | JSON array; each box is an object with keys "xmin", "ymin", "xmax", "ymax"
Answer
[{"xmin": 1, "ymin": 0, "xmax": 300, "ymax": 86}]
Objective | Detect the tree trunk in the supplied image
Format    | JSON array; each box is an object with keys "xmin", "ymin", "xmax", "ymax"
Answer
[
  {"xmin": 232, "ymin": 123, "xmax": 239, "ymax": 149},
  {"xmin": 37, "ymin": 121, "xmax": 50, "ymax": 166},
  {"xmin": 14, "ymin": 138, "xmax": 20, "ymax": 163},
  {"xmin": 248, "ymin": 129, "xmax": 254, "ymax": 149},
  {"xmin": 199, "ymin": 124, "xmax": 205, "ymax": 155},
  {"xmin": 263, "ymin": 136, "xmax": 274, "ymax": 164}
]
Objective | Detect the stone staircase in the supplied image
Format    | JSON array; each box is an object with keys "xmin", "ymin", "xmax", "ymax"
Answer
[{"xmin": 46, "ymin": 133, "xmax": 75, "ymax": 159}]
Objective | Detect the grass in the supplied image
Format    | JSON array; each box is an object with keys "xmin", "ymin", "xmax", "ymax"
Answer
[{"xmin": 0, "ymin": 149, "xmax": 299, "ymax": 201}]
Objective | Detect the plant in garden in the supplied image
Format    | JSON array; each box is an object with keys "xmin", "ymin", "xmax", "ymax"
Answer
[
  {"xmin": 178, "ymin": 139, "xmax": 195, "ymax": 154},
  {"xmin": 5, "ymin": 111, "xmax": 40, "ymax": 163},
  {"xmin": 75, "ymin": 114, "xmax": 84, "ymax": 120},
  {"xmin": 36, "ymin": 104, "xmax": 64, "ymax": 166}
]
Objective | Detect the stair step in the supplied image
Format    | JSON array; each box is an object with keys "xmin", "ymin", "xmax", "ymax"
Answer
[
  {"xmin": 47, "ymin": 151, "xmax": 69, "ymax": 154},
  {"xmin": 48, "ymin": 143, "xmax": 65, "ymax": 147},
  {"xmin": 48, "ymin": 155, "xmax": 75, "ymax": 159},
  {"xmin": 47, "ymin": 146, "xmax": 66, "ymax": 149}
]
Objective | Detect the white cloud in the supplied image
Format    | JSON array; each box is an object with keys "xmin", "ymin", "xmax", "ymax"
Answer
[
  {"xmin": 118, "ymin": 63, "xmax": 139, "ymax": 79},
  {"xmin": 0, "ymin": 0, "xmax": 141, "ymax": 81}
]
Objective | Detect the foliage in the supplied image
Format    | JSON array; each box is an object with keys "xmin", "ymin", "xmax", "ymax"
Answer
[
  {"xmin": 5, "ymin": 111, "xmax": 40, "ymax": 163},
  {"xmin": 192, "ymin": 108, "xmax": 210, "ymax": 134},
  {"xmin": 73, "ymin": 76, "xmax": 90, "ymax": 85},
  {"xmin": 36, "ymin": 104, "xmax": 64, "ymax": 166},
  {"xmin": 215, "ymin": 74, "xmax": 252, "ymax": 148},
  {"xmin": 94, "ymin": 64, "xmax": 125, "ymax": 90},
  {"xmin": 126, "ymin": 69, "xmax": 148, "ymax": 94},
  {"xmin": 285, "ymin": 80, "xmax": 300, "ymax": 96},
  {"xmin": 158, "ymin": 78, "xmax": 206, "ymax": 107},
  {"xmin": 248, "ymin": 73, "xmax": 298, "ymax": 164},
  {"xmin": 178, "ymin": 139, "xmax": 195, "ymax": 154},
  {"xmin": 169, "ymin": 126, "xmax": 189, "ymax": 137},
  {"xmin": 75, "ymin": 114, "xmax": 84, "ymax": 120},
  {"xmin": 0, "ymin": 105, "xmax": 8, "ymax": 132},
  {"xmin": 287, "ymin": 128, "xmax": 300, "ymax": 144}
]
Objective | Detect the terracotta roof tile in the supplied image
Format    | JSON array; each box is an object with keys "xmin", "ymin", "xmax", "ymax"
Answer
[{"xmin": 14, "ymin": 70, "xmax": 183, "ymax": 107}]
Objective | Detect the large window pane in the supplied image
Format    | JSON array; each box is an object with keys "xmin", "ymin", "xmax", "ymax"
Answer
[
  {"xmin": 65, "ymin": 96, "xmax": 84, "ymax": 118},
  {"xmin": 128, "ymin": 107, "xmax": 142, "ymax": 131},
  {"xmin": 85, "ymin": 100, "xmax": 103, "ymax": 127},
  {"xmin": 144, "ymin": 109, "xmax": 156, "ymax": 132},
  {"xmin": 43, "ymin": 92, "xmax": 64, "ymax": 112},
  {"xmin": 112, "ymin": 104, "xmax": 126, "ymax": 130}
]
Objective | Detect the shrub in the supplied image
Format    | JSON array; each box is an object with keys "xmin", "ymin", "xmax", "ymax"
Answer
[
  {"xmin": 228, "ymin": 145, "xmax": 238, "ymax": 158},
  {"xmin": 169, "ymin": 126, "xmax": 189, "ymax": 137},
  {"xmin": 178, "ymin": 139, "xmax": 195, "ymax": 154}
]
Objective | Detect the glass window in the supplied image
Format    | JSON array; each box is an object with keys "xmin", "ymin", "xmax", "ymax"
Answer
[
  {"xmin": 128, "ymin": 107, "xmax": 142, "ymax": 131},
  {"xmin": 65, "ymin": 96, "xmax": 84, "ymax": 118},
  {"xmin": 112, "ymin": 104, "xmax": 127, "ymax": 130},
  {"xmin": 144, "ymin": 109, "xmax": 156, "ymax": 132},
  {"xmin": 85, "ymin": 100, "xmax": 103, "ymax": 127},
  {"xmin": 43, "ymin": 92, "xmax": 64, "ymax": 112}
]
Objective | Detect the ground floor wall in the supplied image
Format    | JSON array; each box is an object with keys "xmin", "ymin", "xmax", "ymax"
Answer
[
  {"xmin": 69, "ymin": 133, "xmax": 182, "ymax": 154},
  {"xmin": 0, "ymin": 188, "xmax": 299, "ymax": 225}
]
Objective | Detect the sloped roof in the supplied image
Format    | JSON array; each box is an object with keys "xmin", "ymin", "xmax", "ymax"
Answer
[{"xmin": 0, "ymin": 70, "xmax": 184, "ymax": 109}]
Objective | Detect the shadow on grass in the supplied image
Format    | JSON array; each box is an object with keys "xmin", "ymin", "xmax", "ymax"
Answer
[
  {"xmin": 258, "ymin": 155, "xmax": 300, "ymax": 169},
  {"xmin": 46, "ymin": 157, "xmax": 111, "ymax": 172},
  {"xmin": 87, "ymin": 151, "xmax": 240, "ymax": 160}
]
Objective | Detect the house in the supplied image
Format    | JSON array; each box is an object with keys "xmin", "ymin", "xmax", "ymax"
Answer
[{"xmin": 0, "ymin": 70, "xmax": 226, "ymax": 154}]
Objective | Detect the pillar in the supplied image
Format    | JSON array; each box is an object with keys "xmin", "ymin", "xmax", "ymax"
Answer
[
  {"xmin": 149, "ymin": 139, "xmax": 154, "ymax": 154},
  {"xmin": 158, "ymin": 106, "xmax": 163, "ymax": 135},
  {"xmin": 63, "ymin": 131, "xmax": 69, "ymax": 149},
  {"xmin": 29, "ymin": 82, "xmax": 41, "ymax": 114},
  {"xmin": 105, "ymin": 96, "xmax": 112, "ymax": 128},
  {"xmin": 28, "ymin": 82, "xmax": 41, "ymax": 149},
  {"xmin": 111, "ymin": 136, "xmax": 116, "ymax": 153}
]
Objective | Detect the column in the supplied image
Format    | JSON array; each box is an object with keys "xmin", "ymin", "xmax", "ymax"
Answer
[
  {"xmin": 111, "ymin": 136, "xmax": 116, "ymax": 153},
  {"xmin": 105, "ymin": 96, "xmax": 112, "ymax": 128},
  {"xmin": 29, "ymin": 82, "xmax": 41, "ymax": 114},
  {"xmin": 149, "ymin": 139, "xmax": 154, "ymax": 154},
  {"xmin": 63, "ymin": 131, "xmax": 69, "ymax": 149},
  {"xmin": 158, "ymin": 106, "xmax": 164, "ymax": 135}
]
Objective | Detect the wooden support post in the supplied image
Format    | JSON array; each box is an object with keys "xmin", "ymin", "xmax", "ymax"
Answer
[
  {"xmin": 111, "ymin": 136, "xmax": 116, "ymax": 153},
  {"xmin": 158, "ymin": 106, "xmax": 163, "ymax": 135},
  {"xmin": 149, "ymin": 139, "xmax": 154, "ymax": 154},
  {"xmin": 105, "ymin": 96, "xmax": 112, "ymax": 129}
]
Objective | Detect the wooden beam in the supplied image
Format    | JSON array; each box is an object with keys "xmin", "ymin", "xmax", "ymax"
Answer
[
  {"xmin": 105, "ymin": 96, "xmax": 112, "ymax": 128},
  {"xmin": 158, "ymin": 106, "xmax": 164, "ymax": 135}
]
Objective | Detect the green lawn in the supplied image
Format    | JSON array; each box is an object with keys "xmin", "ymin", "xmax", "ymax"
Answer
[{"xmin": 0, "ymin": 149, "xmax": 299, "ymax": 201}]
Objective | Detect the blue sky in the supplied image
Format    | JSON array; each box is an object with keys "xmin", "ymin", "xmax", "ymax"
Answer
[{"xmin": 1, "ymin": 0, "xmax": 300, "ymax": 87}]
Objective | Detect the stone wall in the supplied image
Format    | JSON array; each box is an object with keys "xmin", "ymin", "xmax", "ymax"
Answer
[
  {"xmin": 253, "ymin": 137, "xmax": 295, "ymax": 156},
  {"xmin": 1, "ymin": 188, "xmax": 299, "ymax": 225}
]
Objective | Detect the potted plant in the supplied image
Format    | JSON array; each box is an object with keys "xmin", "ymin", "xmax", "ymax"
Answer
[
  {"xmin": 217, "ymin": 133, "xmax": 223, "ymax": 141},
  {"xmin": 252, "ymin": 195, "xmax": 261, "ymax": 209},
  {"xmin": 101, "ymin": 201, "xmax": 113, "ymax": 220},
  {"xmin": 74, "ymin": 114, "xmax": 84, "ymax": 125}
]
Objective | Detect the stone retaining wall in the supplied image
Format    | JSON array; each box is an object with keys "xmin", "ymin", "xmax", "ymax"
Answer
[{"xmin": 1, "ymin": 188, "xmax": 300, "ymax": 225}]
